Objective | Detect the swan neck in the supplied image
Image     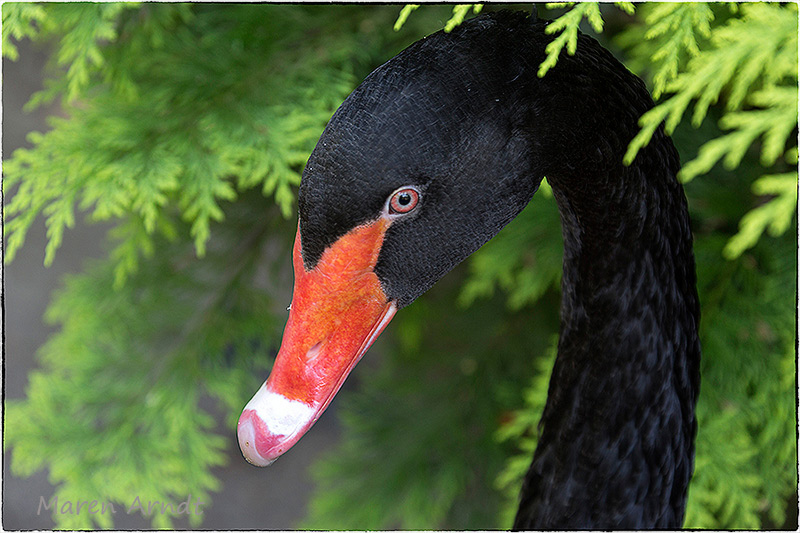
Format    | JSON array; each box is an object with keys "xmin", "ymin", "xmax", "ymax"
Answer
[{"xmin": 514, "ymin": 133, "xmax": 701, "ymax": 528}]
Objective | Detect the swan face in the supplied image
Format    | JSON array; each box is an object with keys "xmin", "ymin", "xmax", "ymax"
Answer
[
  {"xmin": 239, "ymin": 12, "xmax": 543, "ymax": 467},
  {"xmin": 298, "ymin": 43, "xmax": 542, "ymax": 308}
]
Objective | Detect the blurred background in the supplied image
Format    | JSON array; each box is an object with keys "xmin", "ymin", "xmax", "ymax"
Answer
[{"xmin": 3, "ymin": 32, "xmax": 344, "ymax": 530}]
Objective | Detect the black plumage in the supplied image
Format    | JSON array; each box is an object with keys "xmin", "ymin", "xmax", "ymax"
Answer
[{"xmin": 297, "ymin": 10, "xmax": 700, "ymax": 529}]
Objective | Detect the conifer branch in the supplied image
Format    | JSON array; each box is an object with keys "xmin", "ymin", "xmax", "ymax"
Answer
[
  {"xmin": 625, "ymin": 3, "xmax": 798, "ymax": 165},
  {"xmin": 723, "ymin": 173, "xmax": 798, "ymax": 260},
  {"xmin": 641, "ymin": 3, "xmax": 714, "ymax": 98}
]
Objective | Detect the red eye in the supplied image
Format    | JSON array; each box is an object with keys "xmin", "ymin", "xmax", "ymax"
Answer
[{"xmin": 389, "ymin": 187, "xmax": 420, "ymax": 214}]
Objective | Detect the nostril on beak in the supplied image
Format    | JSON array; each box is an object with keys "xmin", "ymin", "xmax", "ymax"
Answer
[{"xmin": 305, "ymin": 342, "xmax": 323, "ymax": 364}]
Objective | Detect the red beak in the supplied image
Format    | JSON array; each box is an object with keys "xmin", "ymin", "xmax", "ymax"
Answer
[{"xmin": 237, "ymin": 218, "xmax": 397, "ymax": 466}]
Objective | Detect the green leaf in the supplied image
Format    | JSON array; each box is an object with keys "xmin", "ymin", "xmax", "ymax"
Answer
[
  {"xmin": 539, "ymin": 3, "xmax": 603, "ymax": 77},
  {"xmin": 538, "ymin": 3, "xmax": 636, "ymax": 77},
  {"xmin": 394, "ymin": 4, "xmax": 420, "ymax": 32},
  {"xmin": 625, "ymin": 3, "xmax": 797, "ymax": 165},
  {"xmin": 444, "ymin": 4, "xmax": 483, "ymax": 33},
  {"xmin": 640, "ymin": 3, "xmax": 714, "ymax": 98},
  {"xmin": 723, "ymin": 173, "xmax": 798, "ymax": 259},
  {"xmin": 2, "ymin": 3, "xmax": 47, "ymax": 60}
]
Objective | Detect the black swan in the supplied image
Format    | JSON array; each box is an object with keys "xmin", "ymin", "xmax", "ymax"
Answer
[{"xmin": 237, "ymin": 10, "xmax": 701, "ymax": 529}]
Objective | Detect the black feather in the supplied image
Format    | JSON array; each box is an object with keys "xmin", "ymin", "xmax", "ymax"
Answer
[{"xmin": 298, "ymin": 10, "xmax": 701, "ymax": 529}]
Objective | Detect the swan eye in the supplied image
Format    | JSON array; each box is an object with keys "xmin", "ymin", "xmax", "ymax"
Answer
[{"xmin": 388, "ymin": 187, "xmax": 420, "ymax": 215}]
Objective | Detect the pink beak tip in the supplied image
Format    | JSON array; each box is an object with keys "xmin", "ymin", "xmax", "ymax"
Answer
[
  {"xmin": 237, "ymin": 409, "xmax": 279, "ymax": 467},
  {"xmin": 236, "ymin": 390, "xmax": 318, "ymax": 467}
]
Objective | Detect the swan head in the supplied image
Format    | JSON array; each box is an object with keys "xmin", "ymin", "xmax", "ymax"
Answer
[{"xmin": 237, "ymin": 10, "xmax": 582, "ymax": 466}]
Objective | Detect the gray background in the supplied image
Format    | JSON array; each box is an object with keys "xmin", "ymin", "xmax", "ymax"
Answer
[{"xmin": 3, "ymin": 38, "xmax": 342, "ymax": 530}]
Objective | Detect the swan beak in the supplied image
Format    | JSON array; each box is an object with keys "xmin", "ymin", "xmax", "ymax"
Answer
[{"xmin": 237, "ymin": 219, "xmax": 397, "ymax": 466}]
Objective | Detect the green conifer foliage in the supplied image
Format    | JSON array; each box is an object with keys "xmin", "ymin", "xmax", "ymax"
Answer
[
  {"xmin": 5, "ymin": 192, "xmax": 290, "ymax": 529},
  {"xmin": 3, "ymin": 4, "xmax": 447, "ymax": 528},
  {"xmin": 4, "ymin": 5, "xmax": 371, "ymax": 281},
  {"xmin": 622, "ymin": 2, "xmax": 798, "ymax": 259},
  {"xmin": 4, "ymin": 3, "xmax": 797, "ymax": 530}
]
